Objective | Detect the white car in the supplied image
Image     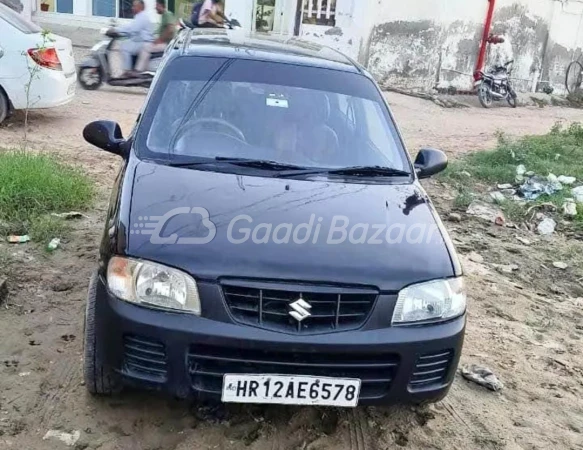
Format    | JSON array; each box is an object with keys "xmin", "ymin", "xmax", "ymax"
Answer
[{"xmin": 0, "ymin": 3, "xmax": 76, "ymax": 124}]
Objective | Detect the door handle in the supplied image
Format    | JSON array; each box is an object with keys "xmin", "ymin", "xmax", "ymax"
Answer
[{"xmin": 0, "ymin": 46, "xmax": 4, "ymax": 59}]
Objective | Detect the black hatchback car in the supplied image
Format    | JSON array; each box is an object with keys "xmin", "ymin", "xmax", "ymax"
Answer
[{"xmin": 83, "ymin": 30, "xmax": 466, "ymax": 407}]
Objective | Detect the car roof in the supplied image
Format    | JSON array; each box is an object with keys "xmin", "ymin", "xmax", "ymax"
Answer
[{"xmin": 174, "ymin": 30, "xmax": 362, "ymax": 74}]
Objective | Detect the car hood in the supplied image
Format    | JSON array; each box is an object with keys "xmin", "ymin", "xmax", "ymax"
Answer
[{"xmin": 125, "ymin": 161, "xmax": 457, "ymax": 292}]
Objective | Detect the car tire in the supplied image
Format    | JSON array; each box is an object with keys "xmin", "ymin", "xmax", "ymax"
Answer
[
  {"xmin": 0, "ymin": 88, "xmax": 9, "ymax": 125},
  {"xmin": 78, "ymin": 67, "xmax": 103, "ymax": 91},
  {"xmin": 84, "ymin": 271, "xmax": 122, "ymax": 395}
]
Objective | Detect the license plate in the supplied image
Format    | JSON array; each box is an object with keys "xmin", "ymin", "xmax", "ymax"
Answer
[
  {"xmin": 222, "ymin": 374, "xmax": 361, "ymax": 407},
  {"xmin": 67, "ymin": 82, "xmax": 76, "ymax": 95}
]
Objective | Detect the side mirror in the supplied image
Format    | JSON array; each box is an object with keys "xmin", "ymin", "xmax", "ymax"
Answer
[
  {"xmin": 414, "ymin": 148, "xmax": 448, "ymax": 179},
  {"xmin": 83, "ymin": 120, "xmax": 125, "ymax": 156}
]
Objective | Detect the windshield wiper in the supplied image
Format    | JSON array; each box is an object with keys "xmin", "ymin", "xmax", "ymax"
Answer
[
  {"xmin": 214, "ymin": 157, "xmax": 307, "ymax": 171},
  {"xmin": 275, "ymin": 165, "xmax": 411, "ymax": 178},
  {"xmin": 165, "ymin": 157, "xmax": 307, "ymax": 171}
]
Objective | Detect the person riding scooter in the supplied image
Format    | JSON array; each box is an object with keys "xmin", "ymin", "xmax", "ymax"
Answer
[
  {"xmin": 134, "ymin": 0, "xmax": 175, "ymax": 75},
  {"xmin": 107, "ymin": 0, "xmax": 154, "ymax": 78}
]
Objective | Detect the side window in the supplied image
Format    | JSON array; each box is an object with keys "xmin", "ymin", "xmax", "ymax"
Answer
[
  {"xmin": 147, "ymin": 80, "xmax": 207, "ymax": 151},
  {"xmin": 354, "ymin": 98, "xmax": 402, "ymax": 168}
]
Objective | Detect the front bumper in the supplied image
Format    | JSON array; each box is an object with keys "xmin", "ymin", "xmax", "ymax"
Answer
[{"xmin": 93, "ymin": 275, "xmax": 465, "ymax": 406}]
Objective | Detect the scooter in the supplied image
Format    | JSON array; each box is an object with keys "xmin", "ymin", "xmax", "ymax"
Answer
[
  {"xmin": 78, "ymin": 18, "xmax": 242, "ymax": 91},
  {"xmin": 77, "ymin": 28, "xmax": 165, "ymax": 90}
]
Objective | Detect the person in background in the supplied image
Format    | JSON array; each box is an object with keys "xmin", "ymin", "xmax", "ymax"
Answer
[
  {"xmin": 109, "ymin": 0, "xmax": 153, "ymax": 78},
  {"xmin": 198, "ymin": 0, "xmax": 225, "ymax": 28},
  {"xmin": 135, "ymin": 0, "xmax": 175, "ymax": 73}
]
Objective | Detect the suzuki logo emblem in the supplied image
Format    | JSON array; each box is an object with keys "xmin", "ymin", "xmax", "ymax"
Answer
[{"xmin": 289, "ymin": 297, "xmax": 312, "ymax": 322}]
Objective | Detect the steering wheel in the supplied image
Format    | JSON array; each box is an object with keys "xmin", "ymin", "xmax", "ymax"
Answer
[{"xmin": 176, "ymin": 118, "xmax": 246, "ymax": 143}]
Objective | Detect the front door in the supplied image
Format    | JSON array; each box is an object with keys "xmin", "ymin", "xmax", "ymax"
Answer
[{"xmin": 253, "ymin": 0, "xmax": 294, "ymax": 35}]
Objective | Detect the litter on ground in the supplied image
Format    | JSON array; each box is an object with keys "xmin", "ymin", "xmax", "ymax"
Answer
[{"xmin": 461, "ymin": 365, "xmax": 504, "ymax": 391}]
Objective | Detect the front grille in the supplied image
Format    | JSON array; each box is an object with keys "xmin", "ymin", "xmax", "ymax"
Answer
[
  {"xmin": 123, "ymin": 335, "xmax": 168, "ymax": 382},
  {"xmin": 409, "ymin": 350, "xmax": 453, "ymax": 389},
  {"xmin": 222, "ymin": 283, "xmax": 378, "ymax": 334},
  {"xmin": 188, "ymin": 345, "xmax": 399, "ymax": 400}
]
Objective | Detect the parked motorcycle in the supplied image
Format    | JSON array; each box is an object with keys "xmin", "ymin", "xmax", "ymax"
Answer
[
  {"xmin": 477, "ymin": 60, "xmax": 517, "ymax": 108},
  {"xmin": 77, "ymin": 29, "xmax": 165, "ymax": 90}
]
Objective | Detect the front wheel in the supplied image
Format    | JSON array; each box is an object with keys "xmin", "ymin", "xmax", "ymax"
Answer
[
  {"xmin": 565, "ymin": 60, "xmax": 583, "ymax": 94},
  {"xmin": 84, "ymin": 271, "xmax": 122, "ymax": 395},
  {"xmin": 478, "ymin": 82, "xmax": 493, "ymax": 108},
  {"xmin": 78, "ymin": 66, "xmax": 103, "ymax": 90},
  {"xmin": 507, "ymin": 85, "xmax": 518, "ymax": 108}
]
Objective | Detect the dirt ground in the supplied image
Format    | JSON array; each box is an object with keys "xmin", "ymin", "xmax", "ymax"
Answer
[{"xmin": 1, "ymin": 81, "xmax": 583, "ymax": 450}]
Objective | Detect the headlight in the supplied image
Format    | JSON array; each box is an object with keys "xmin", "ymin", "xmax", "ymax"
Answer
[
  {"xmin": 392, "ymin": 278, "xmax": 466, "ymax": 325},
  {"xmin": 107, "ymin": 257, "xmax": 201, "ymax": 315}
]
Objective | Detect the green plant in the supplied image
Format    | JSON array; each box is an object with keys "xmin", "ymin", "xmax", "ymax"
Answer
[
  {"xmin": 21, "ymin": 29, "xmax": 54, "ymax": 148},
  {"xmin": 453, "ymin": 188, "xmax": 473, "ymax": 209},
  {"xmin": 29, "ymin": 215, "xmax": 71, "ymax": 244}
]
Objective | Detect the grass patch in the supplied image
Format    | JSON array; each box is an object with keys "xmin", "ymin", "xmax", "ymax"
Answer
[
  {"xmin": 0, "ymin": 150, "xmax": 93, "ymax": 242},
  {"xmin": 444, "ymin": 124, "xmax": 583, "ymax": 184},
  {"xmin": 497, "ymin": 199, "xmax": 527, "ymax": 223},
  {"xmin": 441, "ymin": 123, "xmax": 583, "ymax": 222},
  {"xmin": 453, "ymin": 188, "xmax": 474, "ymax": 209},
  {"xmin": 29, "ymin": 216, "xmax": 71, "ymax": 243}
]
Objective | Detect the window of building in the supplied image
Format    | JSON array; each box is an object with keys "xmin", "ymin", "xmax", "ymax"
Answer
[
  {"xmin": 92, "ymin": 0, "xmax": 135, "ymax": 18},
  {"xmin": 255, "ymin": 0, "xmax": 275, "ymax": 32},
  {"xmin": 38, "ymin": 0, "xmax": 72, "ymax": 14},
  {"xmin": 302, "ymin": 0, "xmax": 336, "ymax": 27}
]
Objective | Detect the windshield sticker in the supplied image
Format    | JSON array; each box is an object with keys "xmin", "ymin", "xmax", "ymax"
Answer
[{"xmin": 266, "ymin": 94, "xmax": 289, "ymax": 108}]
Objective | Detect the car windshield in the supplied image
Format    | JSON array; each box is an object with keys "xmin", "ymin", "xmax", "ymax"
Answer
[
  {"xmin": 0, "ymin": 3, "xmax": 42, "ymax": 34},
  {"xmin": 137, "ymin": 56, "xmax": 410, "ymax": 174}
]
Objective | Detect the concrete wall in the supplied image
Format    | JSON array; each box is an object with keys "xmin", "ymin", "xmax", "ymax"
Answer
[
  {"xmin": 298, "ymin": 0, "xmax": 376, "ymax": 63},
  {"xmin": 366, "ymin": 0, "xmax": 583, "ymax": 93}
]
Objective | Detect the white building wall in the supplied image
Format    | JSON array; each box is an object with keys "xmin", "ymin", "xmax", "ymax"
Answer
[
  {"xmin": 298, "ymin": 0, "xmax": 373, "ymax": 61},
  {"xmin": 22, "ymin": 0, "xmax": 33, "ymax": 20},
  {"xmin": 224, "ymin": 0, "xmax": 254, "ymax": 31},
  {"xmin": 30, "ymin": 0, "xmax": 158, "ymax": 28}
]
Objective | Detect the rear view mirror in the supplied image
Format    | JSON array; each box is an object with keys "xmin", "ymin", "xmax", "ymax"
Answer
[
  {"xmin": 83, "ymin": 120, "xmax": 125, "ymax": 156},
  {"xmin": 414, "ymin": 148, "xmax": 448, "ymax": 179}
]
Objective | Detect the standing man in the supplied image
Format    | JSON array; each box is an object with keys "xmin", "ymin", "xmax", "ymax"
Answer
[
  {"xmin": 135, "ymin": 0, "xmax": 175, "ymax": 73},
  {"xmin": 198, "ymin": 0, "xmax": 225, "ymax": 28},
  {"xmin": 110, "ymin": 0, "xmax": 154, "ymax": 78}
]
